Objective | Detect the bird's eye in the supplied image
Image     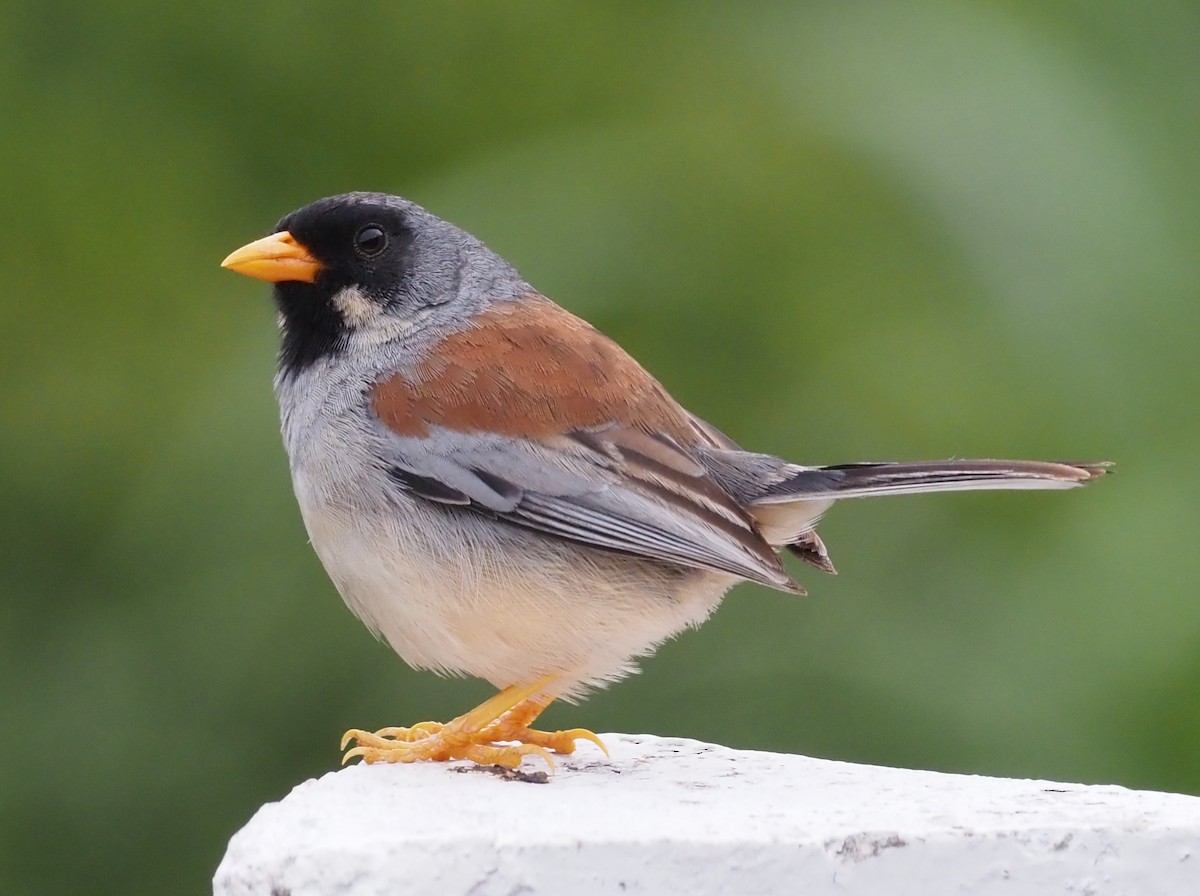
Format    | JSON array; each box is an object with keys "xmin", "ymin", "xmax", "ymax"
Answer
[{"xmin": 353, "ymin": 225, "xmax": 388, "ymax": 258}]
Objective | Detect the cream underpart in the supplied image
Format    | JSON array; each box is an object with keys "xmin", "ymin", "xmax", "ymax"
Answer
[{"xmin": 294, "ymin": 468, "xmax": 730, "ymax": 699}]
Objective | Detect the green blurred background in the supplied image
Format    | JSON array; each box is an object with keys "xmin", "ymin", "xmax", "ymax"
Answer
[{"xmin": 3, "ymin": 1, "xmax": 1198, "ymax": 892}]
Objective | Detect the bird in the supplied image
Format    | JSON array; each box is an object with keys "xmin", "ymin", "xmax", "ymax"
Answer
[{"xmin": 221, "ymin": 192, "xmax": 1108, "ymax": 770}]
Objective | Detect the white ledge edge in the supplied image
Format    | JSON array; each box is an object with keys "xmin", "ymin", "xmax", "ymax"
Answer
[{"xmin": 214, "ymin": 733, "xmax": 1200, "ymax": 895}]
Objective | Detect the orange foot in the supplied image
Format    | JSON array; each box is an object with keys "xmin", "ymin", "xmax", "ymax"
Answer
[{"xmin": 340, "ymin": 678, "xmax": 609, "ymax": 770}]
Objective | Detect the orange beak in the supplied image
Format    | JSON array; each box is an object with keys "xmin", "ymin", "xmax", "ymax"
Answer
[{"xmin": 221, "ymin": 231, "xmax": 323, "ymax": 283}]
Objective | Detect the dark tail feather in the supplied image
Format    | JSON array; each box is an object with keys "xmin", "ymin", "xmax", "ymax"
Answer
[{"xmin": 755, "ymin": 459, "xmax": 1110, "ymax": 503}]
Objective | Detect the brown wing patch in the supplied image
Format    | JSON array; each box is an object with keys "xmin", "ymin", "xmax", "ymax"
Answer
[{"xmin": 371, "ymin": 294, "xmax": 699, "ymax": 444}]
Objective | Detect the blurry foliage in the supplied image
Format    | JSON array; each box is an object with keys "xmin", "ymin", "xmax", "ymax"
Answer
[{"xmin": 2, "ymin": 1, "xmax": 1198, "ymax": 893}]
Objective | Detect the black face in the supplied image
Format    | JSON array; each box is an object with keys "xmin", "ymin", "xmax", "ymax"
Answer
[{"xmin": 272, "ymin": 194, "xmax": 417, "ymax": 377}]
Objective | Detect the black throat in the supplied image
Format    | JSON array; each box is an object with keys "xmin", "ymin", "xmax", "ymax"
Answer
[{"xmin": 274, "ymin": 281, "xmax": 348, "ymax": 378}]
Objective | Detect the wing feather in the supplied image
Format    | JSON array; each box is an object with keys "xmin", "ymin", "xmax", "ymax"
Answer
[{"xmin": 374, "ymin": 422, "xmax": 798, "ymax": 592}]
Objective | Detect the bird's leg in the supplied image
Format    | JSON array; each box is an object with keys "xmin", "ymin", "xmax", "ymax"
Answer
[
  {"xmin": 479, "ymin": 692, "xmax": 609, "ymax": 759},
  {"xmin": 340, "ymin": 677, "xmax": 605, "ymax": 770}
]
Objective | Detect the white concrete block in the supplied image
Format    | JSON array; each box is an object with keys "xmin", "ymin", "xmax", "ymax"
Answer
[{"xmin": 214, "ymin": 734, "xmax": 1200, "ymax": 895}]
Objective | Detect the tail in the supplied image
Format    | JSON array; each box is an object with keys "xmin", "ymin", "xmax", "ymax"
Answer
[
  {"xmin": 758, "ymin": 459, "xmax": 1110, "ymax": 502},
  {"xmin": 744, "ymin": 459, "xmax": 1110, "ymax": 572}
]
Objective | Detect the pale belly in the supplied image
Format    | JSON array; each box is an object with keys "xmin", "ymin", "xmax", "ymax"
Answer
[{"xmin": 297, "ymin": 482, "xmax": 734, "ymax": 700}]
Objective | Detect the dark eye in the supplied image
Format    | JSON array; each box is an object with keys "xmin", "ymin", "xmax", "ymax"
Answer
[{"xmin": 353, "ymin": 225, "xmax": 388, "ymax": 257}]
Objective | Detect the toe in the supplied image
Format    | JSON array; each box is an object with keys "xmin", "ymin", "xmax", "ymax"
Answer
[
  {"xmin": 375, "ymin": 721, "xmax": 443, "ymax": 742},
  {"xmin": 556, "ymin": 728, "xmax": 609, "ymax": 757},
  {"xmin": 462, "ymin": 742, "xmax": 556, "ymax": 771}
]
